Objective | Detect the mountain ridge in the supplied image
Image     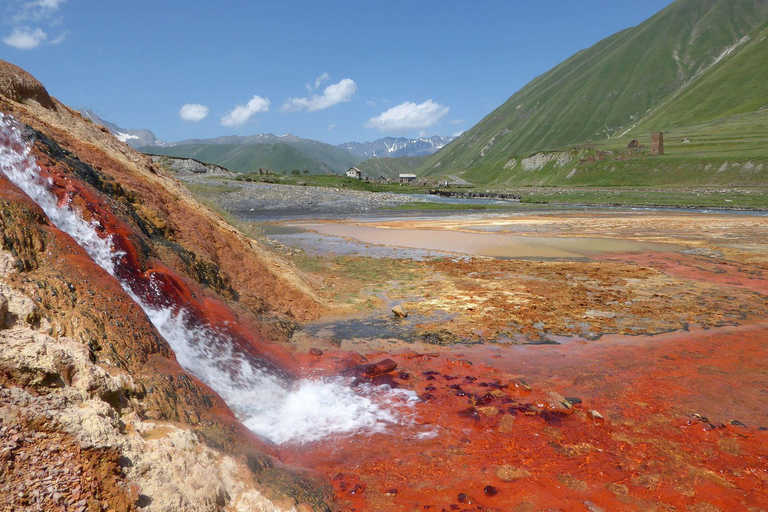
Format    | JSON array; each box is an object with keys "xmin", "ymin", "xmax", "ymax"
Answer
[{"xmin": 419, "ymin": 0, "xmax": 768, "ymax": 180}]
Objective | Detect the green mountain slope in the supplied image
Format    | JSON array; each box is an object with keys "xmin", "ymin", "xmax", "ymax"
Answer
[
  {"xmin": 357, "ymin": 156, "xmax": 428, "ymax": 178},
  {"xmin": 142, "ymin": 143, "xmax": 337, "ymax": 175},
  {"xmin": 420, "ymin": 0, "xmax": 768, "ymax": 179},
  {"xmin": 628, "ymin": 21, "xmax": 768, "ymax": 134},
  {"xmin": 280, "ymin": 140, "xmax": 363, "ymax": 173}
]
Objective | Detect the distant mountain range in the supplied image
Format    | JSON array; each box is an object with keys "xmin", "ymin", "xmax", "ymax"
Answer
[
  {"xmin": 79, "ymin": 110, "xmax": 167, "ymax": 148},
  {"xmin": 339, "ymin": 136, "xmax": 455, "ymax": 159},
  {"xmin": 79, "ymin": 109, "xmax": 452, "ymax": 175}
]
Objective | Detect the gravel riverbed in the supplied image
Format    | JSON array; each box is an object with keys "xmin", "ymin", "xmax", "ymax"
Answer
[{"xmin": 183, "ymin": 177, "xmax": 430, "ymax": 216}]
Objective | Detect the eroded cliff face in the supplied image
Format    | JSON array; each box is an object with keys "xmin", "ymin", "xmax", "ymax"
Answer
[{"xmin": 0, "ymin": 60, "xmax": 333, "ymax": 511}]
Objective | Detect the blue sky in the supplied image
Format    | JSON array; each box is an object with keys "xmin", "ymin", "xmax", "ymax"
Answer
[{"xmin": 2, "ymin": 0, "xmax": 675, "ymax": 145}]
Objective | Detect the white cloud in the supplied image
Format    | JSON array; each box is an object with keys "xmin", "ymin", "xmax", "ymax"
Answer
[
  {"xmin": 282, "ymin": 78, "xmax": 357, "ymax": 112},
  {"xmin": 327, "ymin": 124, "xmax": 337, "ymax": 131},
  {"xmin": 179, "ymin": 103, "xmax": 209, "ymax": 122},
  {"xmin": 453, "ymin": 131, "xmax": 465, "ymax": 137},
  {"xmin": 3, "ymin": 0, "xmax": 67, "ymax": 49},
  {"xmin": 2, "ymin": 27, "xmax": 47, "ymax": 49},
  {"xmin": 450, "ymin": 119, "xmax": 466, "ymax": 125},
  {"xmin": 221, "ymin": 95, "xmax": 270, "ymax": 127},
  {"xmin": 366, "ymin": 100, "xmax": 377, "ymax": 107},
  {"xmin": 366, "ymin": 100, "xmax": 449, "ymax": 133}
]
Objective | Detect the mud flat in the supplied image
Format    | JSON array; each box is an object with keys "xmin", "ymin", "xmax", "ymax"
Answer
[{"xmin": 293, "ymin": 221, "xmax": 683, "ymax": 259}]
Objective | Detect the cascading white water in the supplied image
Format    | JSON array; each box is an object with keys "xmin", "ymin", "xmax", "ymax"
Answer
[{"xmin": 0, "ymin": 114, "xmax": 417, "ymax": 444}]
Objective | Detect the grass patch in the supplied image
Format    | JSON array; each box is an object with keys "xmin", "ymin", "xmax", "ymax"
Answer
[
  {"xmin": 231, "ymin": 173, "xmax": 441, "ymax": 194},
  {"xmin": 518, "ymin": 187, "xmax": 768, "ymax": 209}
]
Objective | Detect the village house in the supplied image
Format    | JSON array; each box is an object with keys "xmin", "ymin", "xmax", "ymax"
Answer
[
  {"xmin": 399, "ymin": 173, "xmax": 417, "ymax": 184},
  {"xmin": 345, "ymin": 167, "xmax": 363, "ymax": 180}
]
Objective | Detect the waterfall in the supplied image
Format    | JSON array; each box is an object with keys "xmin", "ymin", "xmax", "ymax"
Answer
[{"xmin": 0, "ymin": 114, "xmax": 416, "ymax": 444}]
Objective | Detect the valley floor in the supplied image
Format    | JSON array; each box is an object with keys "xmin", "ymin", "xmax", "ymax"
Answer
[
  {"xmin": 177, "ymin": 173, "xmax": 768, "ymax": 510},
  {"xmin": 268, "ymin": 208, "xmax": 768, "ymax": 511}
]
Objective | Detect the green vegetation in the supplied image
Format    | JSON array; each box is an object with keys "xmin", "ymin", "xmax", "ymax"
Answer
[
  {"xmin": 357, "ymin": 155, "xmax": 429, "ymax": 178},
  {"xmin": 518, "ymin": 187, "xmax": 768, "ymax": 209},
  {"xmin": 418, "ymin": 0, "xmax": 768, "ymax": 186},
  {"xmin": 629, "ymin": 23, "xmax": 768, "ymax": 135},
  {"xmin": 142, "ymin": 136, "xmax": 364, "ymax": 175},
  {"xmin": 144, "ymin": 143, "xmax": 335, "ymax": 175},
  {"xmin": 231, "ymin": 172, "xmax": 438, "ymax": 193}
]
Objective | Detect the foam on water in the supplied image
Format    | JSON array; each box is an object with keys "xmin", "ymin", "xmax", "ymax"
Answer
[{"xmin": 0, "ymin": 114, "xmax": 416, "ymax": 444}]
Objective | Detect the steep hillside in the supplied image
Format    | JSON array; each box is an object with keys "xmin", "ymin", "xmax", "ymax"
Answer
[
  {"xmin": 145, "ymin": 142, "xmax": 338, "ymax": 174},
  {"xmin": 628, "ymin": 21, "xmax": 768, "ymax": 134},
  {"xmin": 420, "ymin": 0, "xmax": 768, "ymax": 179},
  {"xmin": 356, "ymin": 155, "xmax": 429, "ymax": 178},
  {"xmin": 0, "ymin": 60, "xmax": 332, "ymax": 510}
]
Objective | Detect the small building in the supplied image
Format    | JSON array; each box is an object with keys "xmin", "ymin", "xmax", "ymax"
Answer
[
  {"xmin": 651, "ymin": 132, "xmax": 664, "ymax": 155},
  {"xmin": 399, "ymin": 173, "xmax": 417, "ymax": 184},
  {"xmin": 345, "ymin": 167, "xmax": 362, "ymax": 180},
  {"xmin": 257, "ymin": 167, "xmax": 273, "ymax": 175}
]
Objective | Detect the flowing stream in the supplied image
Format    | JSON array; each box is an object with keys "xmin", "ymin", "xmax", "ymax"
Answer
[{"xmin": 0, "ymin": 115, "xmax": 416, "ymax": 444}]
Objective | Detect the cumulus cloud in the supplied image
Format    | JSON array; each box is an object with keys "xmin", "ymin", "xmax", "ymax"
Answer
[
  {"xmin": 366, "ymin": 100, "xmax": 449, "ymax": 133},
  {"xmin": 2, "ymin": 27, "xmax": 47, "ymax": 49},
  {"xmin": 221, "ymin": 95, "xmax": 270, "ymax": 127},
  {"xmin": 282, "ymin": 78, "xmax": 357, "ymax": 113},
  {"xmin": 179, "ymin": 103, "xmax": 209, "ymax": 122},
  {"xmin": 3, "ymin": 0, "xmax": 67, "ymax": 49}
]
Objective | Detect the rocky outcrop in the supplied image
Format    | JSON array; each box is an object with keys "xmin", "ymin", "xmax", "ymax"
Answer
[
  {"xmin": 0, "ymin": 60, "xmax": 334, "ymax": 510},
  {"xmin": 151, "ymin": 155, "xmax": 234, "ymax": 177},
  {"xmin": 0, "ymin": 265, "xmax": 320, "ymax": 511},
  {"xmin": 0, "ymin": 61, "xmax": 56, "ymax": 110}
]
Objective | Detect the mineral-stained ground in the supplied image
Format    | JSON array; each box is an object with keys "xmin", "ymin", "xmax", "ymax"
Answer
[
  {"xmin": 2, "ymin": 57, "xmax": 767, "ymax": 511},
  {"xmin": 279, "ymin": 212, "xmax": 768, "ymax": 511}
]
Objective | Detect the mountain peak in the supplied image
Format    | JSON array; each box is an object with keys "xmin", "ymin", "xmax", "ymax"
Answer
[{"xmin": 340, "ymin": 135, "xmax": 455, "ymax": 159}]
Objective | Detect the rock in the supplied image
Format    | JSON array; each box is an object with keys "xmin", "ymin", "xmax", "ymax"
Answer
[
  {"xmin": 589, "ymin": 409, "xmax": 605, "ymax": 423},
  {"xmin": 363, "ymin": 359, "xmax": 397, "ymax": 377},
  {"xmin": 496, "ymin": 465, "xmax": 531, "ymax": 481},
  {"xmin": 392, "ymin": 305, "xmax": 408, "ymax": 318},
  {"xmin": 627, "ymin": 139, "xmax": 639, "ymax": 149},
  {"xmin": 308, "ymin": 347, "xmax": 324, "ymax": 357},
  {"xmin": 0, "ymin": 60, "xmax": 56, "ymax": 109}
]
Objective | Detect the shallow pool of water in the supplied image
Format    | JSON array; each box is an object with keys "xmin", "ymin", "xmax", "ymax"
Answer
[{"xmin": 294, "ymin": 222, "xmax": 683, "ymax": 259}]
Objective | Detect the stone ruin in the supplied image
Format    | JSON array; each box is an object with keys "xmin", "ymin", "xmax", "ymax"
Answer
[{"xmin": 651, "ymin": 132, "xmax": 664, "ymax": 155}]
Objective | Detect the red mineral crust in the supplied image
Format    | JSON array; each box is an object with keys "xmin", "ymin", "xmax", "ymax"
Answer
[
  {"xmin": 31, "ymin": 153, "xmax": 300, "ymax": 379},
  {"xmin": 287, "ymin": 340, "xmax": 768, "ymax": 511}
]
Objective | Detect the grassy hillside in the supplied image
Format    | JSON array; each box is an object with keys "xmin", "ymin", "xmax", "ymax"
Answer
[
  {"xmin": 142, "ymin": 143, "xmax": 337, "ymax": 175},
  {"xmin": 356, "ymin": 155, "xmax": 428, "ymax": 178},
  {"xmin": 282, "ymin": 139, "xmax": 363, "ymax": 173},
  {"xmin": 419, "ymin": 0, "xmax": 768, "ymax": 179},
  {"xmin": 628, "ymin": 22, "xmax": 768, "ymax": 134}
]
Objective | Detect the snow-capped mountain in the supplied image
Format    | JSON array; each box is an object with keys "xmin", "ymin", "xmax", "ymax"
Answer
[
  {"xmin": 79, "ymin": 109, "xmax": 167, "ymax": 149},
  {"xmin": 339, "ymin": 136, "xmax": 455, "ymax": 159}
]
